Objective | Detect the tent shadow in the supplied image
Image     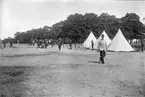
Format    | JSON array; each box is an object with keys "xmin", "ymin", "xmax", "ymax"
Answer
[{"xmin": 88, "ymin": 61, "xmax": 100, "ymax": 63}]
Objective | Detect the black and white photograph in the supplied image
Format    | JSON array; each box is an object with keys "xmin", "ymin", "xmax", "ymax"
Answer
[{"xmin": 0, "ymin": 0, "xmax": 145, "ymax": 97}]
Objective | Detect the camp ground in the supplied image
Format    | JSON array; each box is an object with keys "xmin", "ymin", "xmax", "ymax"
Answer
[
  {"xmin": 0, "ymin": 29, "xmax": 145, "ymax": 97},
  {"xmin": 0, "ymin": 43, "xmax": 145, "ymax": 97},
  {"xmin": 0, "ymin": 32, "xmax": 145, "ymax": 97},
  {"xmin": 1, "ymin": 0, "xmax": 145, "ymax": 97}
]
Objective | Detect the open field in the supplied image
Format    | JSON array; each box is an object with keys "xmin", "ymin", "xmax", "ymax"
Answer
[{"xmin": 0, "ymin": 44, "xmax": 145, "ymax": 97}]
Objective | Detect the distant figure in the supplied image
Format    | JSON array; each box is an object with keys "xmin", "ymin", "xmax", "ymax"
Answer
[
  {"xmin": 50, "ymin": 39, "xmax": 54, "ymax": 47},
  {"xmin": 28, "ymin": 40, "xmax": 31, "ymax": 46},
  {"xmin": 36, "ymin": 39, "xmax": 40, "ymax": 48},
  {"xmin": 57, "ymin": 38, "xmax": 62, "ymax": 51},
  {"xmin": 9, "ymin": 40, "xmax": 13, "ymax": 47},
  {"xmin": 40, "ymin": 40, "xmax": 44, "ymax": 48},
  {"xmin": 46, "ymin": 39, "xmax": 49, "ymax": 47},
  {"xmin": 0, "ymin": 39, "xmax": 2, "ymax": 48},
  {"xmin": 32, "ymin": 40, "xmax": 35, "ymax": 46},
  {"xmin": 98, "ymin": 34, "xmax": 107, "ymax": 64},
  {"xmin": 48, "ymin": 39, "xmax": 51, "ymax": 47},
  {"xmin": 44, "ymin": 39, "xmax": 48, "ymax": 49},
  {"xmin": 91, "ymin": 40, "xmax": 94, "ymax": 50},
  {"xmin": 3, "ymin": 40, "xmax": 6, "ymax": 48},
  {"xmin": 69, "ymin": 39, "xmax": 72, "ymax": 50}
]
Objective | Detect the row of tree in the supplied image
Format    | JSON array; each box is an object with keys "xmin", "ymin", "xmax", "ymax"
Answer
[{"xmin": 11, "ymin": 13, "xmax": 145, "ymax": 44}]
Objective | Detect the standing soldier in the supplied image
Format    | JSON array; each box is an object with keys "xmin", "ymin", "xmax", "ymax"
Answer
[
  {"xmin": 48, "ymin": 39, "xmax": 51, "ymax": 47},
  {"xmin": 0, "ymin": 39, "xmax": 2, "ymax": 48},
  {"xmin": 97, "ymin": 34, "xmax": 108, "ymax": 64},
  {"xmin": 40, "ymin": 39, "xmax": 44, "ymax": 48},
  {"xmin": 51, "ymin": 39, "xmax": 54, "ymax": 47},
  {"xmin": 32, "ymin": 39, "xmax": 35, "ymax": 46},
  {"xmin": 37, "ymin": 39, "xmax": 40, "ymax": 48},
  {"xmin": 3, "ymin": 40, "xmax": 6, "ymax": 48},
  {"xmin": 28, "ymin": 39, "xmax": 31, "ymax": 46},
  {"xmin": 46, "ymin": 39, "xmax": 49, "ymax": 47},
  {"xmin": 44, "ymin": 39, "xmax": 48, "ymax": 49},
  {"xmin": 10, "ymin": 39, "xmax": 13, "ymax": 47},
  {"xmin": 91, "ymin": 40, "xmax": 94, "ymax": 50},
  {"xmin": 57, "ymin": 37, "xmax": 62, "ymax": 51},
  {"xmin": 69, "ymin": 39, "xmax": 72, "ymax": 49}
]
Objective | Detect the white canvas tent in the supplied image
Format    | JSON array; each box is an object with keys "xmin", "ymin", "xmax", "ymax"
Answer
[
  {"xmin": 83, "ymin": 32, "xmax": 98, "ymax": 49},
  {"xmin": 108, "ymin": 29, "xmax": 134, "ymax": 52},
  {"xmin": 95, "ymin": 31, "xmax": 111, "ymax": 49}
]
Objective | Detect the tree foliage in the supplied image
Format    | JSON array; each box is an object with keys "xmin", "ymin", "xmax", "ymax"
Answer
[
  {"xmin": 12, "ymin": 12, "xmax": 145, "ymax": 43},
  {"xmin": 121, "ymin": 13, "xmax": 143, "ymax": 40}
]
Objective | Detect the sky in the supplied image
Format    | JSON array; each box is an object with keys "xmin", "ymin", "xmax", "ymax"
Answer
[{"xmin": 0, "ymin": 0, "xmax": 145, "ymax": 39}]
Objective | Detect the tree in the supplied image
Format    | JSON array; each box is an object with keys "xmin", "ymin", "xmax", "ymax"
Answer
[
  {"xmin": 13, "ymin": 12, "xmax": 144, "ymax": 49},
  {"xmin": 83, "ymin": 13, "xmax": 100, "ymax": 38},
  {"xmin": 61, "ymin": 13, "xmax": 85, "ymax": 43},
  {"xmin": 121, "ymin": 13, "xmax": 142, "ymax": 41},
  {"xmin": 14, "ymin": 32, "xmax": 21, "ymax": 41},
  {"xmin": 51, "ymin": 21, "xmax": 64, "ymax": 38},
  {"xmin": 98, "ymin": 13, "xmax": 120, "ymax": 39}
]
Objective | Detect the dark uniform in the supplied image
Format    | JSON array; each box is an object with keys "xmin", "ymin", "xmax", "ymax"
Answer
[
  {"xmin": 70, "ymin": 39, "xmax": 72, "ymax": 50},
  {"xmin": 91, "ymin": 40, "xmax": 94, "ymax": 50},
  {"xmin": 3, "ymin": 40, "xmax": 6, "ymax": 48},
  {"xmin": 58, "ymin": 38, "xmax": 62, "ymax": 51}
]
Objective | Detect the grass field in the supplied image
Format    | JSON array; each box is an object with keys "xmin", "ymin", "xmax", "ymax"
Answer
[{"xmin": 0, "ymin": 44, "xmax": 145, "ymax": 97}]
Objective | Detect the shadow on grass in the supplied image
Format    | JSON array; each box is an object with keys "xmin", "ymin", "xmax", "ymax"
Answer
[
  {"xmin": 1, "ymin": 51, "xmax": 63, "ymax": 58},
  {"xmin": 1, "ymin": 53, "xmax": 51, "ymax": 58},
  {"xmin": 88, "ymin": 61, "xmax": 100, "ymax": 64}
]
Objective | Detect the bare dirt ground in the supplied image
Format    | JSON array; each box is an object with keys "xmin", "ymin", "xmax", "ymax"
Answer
[{"xmin": 0, "ymin": 44, "xmax": 145, "ymax": 97}]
